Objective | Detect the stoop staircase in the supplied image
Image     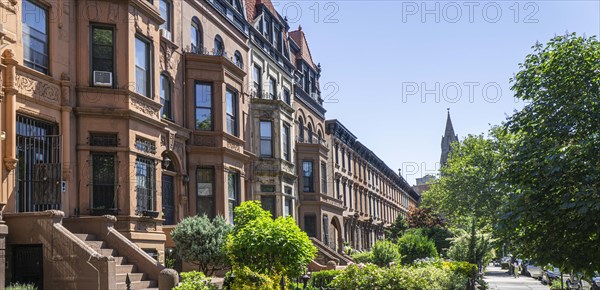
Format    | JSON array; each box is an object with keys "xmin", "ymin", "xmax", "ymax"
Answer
[{"xmin": 73, "ymin": 233, "xmax": 158, "ymax": 290}]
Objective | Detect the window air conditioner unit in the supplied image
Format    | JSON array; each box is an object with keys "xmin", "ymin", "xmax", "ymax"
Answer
[
  {"xmin": 93, "ymin": 71, "xmax": 112, "ymax": 87},
  {"xmin": 161, "ymin": 29, "xmax": 172, "ymax": 40}
]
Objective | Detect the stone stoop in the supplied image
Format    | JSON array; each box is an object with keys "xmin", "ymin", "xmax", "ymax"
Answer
[
  {"xmin": 73, "ymin": 233, "xmax": 159, "ymax": 290},
  {"xmin": 310, "ymin": 237, "xmax": 354, "ymax": 266}
]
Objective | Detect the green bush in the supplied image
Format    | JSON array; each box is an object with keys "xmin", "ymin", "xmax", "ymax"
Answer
[
  {"xmin": 227, "ymin": 266, "xmax": 276, "ymax": 290},
  {"xmin": 397, "ymin": 231, "xmax": 438, "ymax": 264},
  {"xmin": 227, "ymin": 201, "xmax": 317, "ymax": 277},
  {"xmin": 173, "ymin": 271, "xmax": 217, "ymax": 290},
  {"xmin": 550, "ymin": 280, "xmax": 563, "ymax": 290},
  {"xmin": 330, "ymin": 263, "xmax": 469, "ymax": 290},
  {"xmin": 309, "ymin": 269, "xmax": 343, "ymax": 289},
  {"xmin": 171, "ymin": 215, "xmax": 232, "ymax": 275},
  {"xmin": 371, "ymin": 240, "xmax": 401, "ymax": 267},
  {"xmin": 350, "ymin": 251, "xmax": 373, "ymax": 264},
  {"xmin": 5, "ymin": 283, "xmax": 37, "ymax": 290}
]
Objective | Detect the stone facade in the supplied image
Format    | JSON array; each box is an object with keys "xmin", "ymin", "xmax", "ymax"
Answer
[{"xmin": 0, "ymin": 0, "xmax": 420, "ymax": 287}]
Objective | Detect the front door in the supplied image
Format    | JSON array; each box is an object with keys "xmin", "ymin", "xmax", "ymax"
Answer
[{"xmin": 162, "ymin": 174, "xmax": 175, "ymax": 225}]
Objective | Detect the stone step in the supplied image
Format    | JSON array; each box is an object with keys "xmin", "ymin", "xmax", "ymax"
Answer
[
  {"xmin": 116, "ymin": 280, "xmax": 157, "ymax": 290},
  {"xmin": 84, "ymin": 240, "xmax": 106, "ymax": 251},
  {"xmin": 114, "ymin": 256, "xmax": 127, "ymax": 265},
  {"xmin": 73, "ymin": 233, "xmax": 98, "ymax": 241},
  {"xmin": 116, "ymin": 273, "xmax": 145, "ymax": 283},
  {"xmin": 116, "ymin": 264, "xmax": 136, "ymax": 274},
  {"xmin": 100, "ymin": 248, "xmax": 118, "ymax": 256}
]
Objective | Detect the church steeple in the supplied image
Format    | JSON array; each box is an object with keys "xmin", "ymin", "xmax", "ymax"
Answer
[{"xmin": 440, "ymin": 109, "xmax": 458, "ymax": 167}]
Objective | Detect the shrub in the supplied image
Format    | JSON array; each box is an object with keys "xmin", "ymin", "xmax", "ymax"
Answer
[
  {"xmin": 226, "ymin": 266, "xmax": 276, "ymax": 290},
  {"xmin": 330, "ymin": 263, "xmax": 468, "ymax": 290},
  {"xmin": 350, "ymin": 251, "xmax": 373, "ymax": 264},
  {"xmin": 397, "ymin": 231, "xmax": 438, "ymax": 264},
  {"xmin": 371, "ymin": 240, "xmax": 401, "ymax": 267},
  {"xmin": 227, "ymin": 201, "xmax": 317, "ymax": 277},
  {"xmin": 385, "ymin": 214, "xmax": 409, "ymax": 242},
  {"xmin": 171, "ymin": 215, "xmax": 232, "ymax": 275},
  {"xmin": 173, "ymin": 271, "xmax": 217, "ymax": 290},
  {"xmin": 309, "ymin": 269, "xmax": 343, "ymax": 289},
  {"xmin": 550, "ymin": 279, "xmax": 563, "ymax": 290},
  {"xmin": 5, "ymin": 283, "xmax": 37, "ymax": 290}
]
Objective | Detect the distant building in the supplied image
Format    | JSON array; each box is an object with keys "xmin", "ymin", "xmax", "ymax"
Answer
[
  {"xmin": 413, "ymin": 174, "xmax": 436, "ymax": 196},
  {"xmin": 440, "ymin": 109, "xmax": 459, "ymax": 167}
]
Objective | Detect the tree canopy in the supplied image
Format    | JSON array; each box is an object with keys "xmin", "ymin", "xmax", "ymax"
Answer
[{"xmin": 501, "ymin": 33, "xmax": 600, "ymax": 273}]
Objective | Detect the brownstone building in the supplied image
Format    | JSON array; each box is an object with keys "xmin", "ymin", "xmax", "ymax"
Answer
[{"xmin": 0, "ymin": 0, "xmax": 419, "ymax": 288}]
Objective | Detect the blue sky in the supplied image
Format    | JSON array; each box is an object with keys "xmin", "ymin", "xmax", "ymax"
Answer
[{"xmin": 273, "ymin": 0, "xmax": 600, "ymax": 185}]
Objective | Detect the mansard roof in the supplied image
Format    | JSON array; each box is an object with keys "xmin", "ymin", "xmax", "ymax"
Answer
[{"xmin": 289, "ymin": 26, "xmax": 317, "ymax": 70}]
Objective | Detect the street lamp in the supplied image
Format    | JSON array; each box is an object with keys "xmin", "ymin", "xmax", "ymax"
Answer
[
  {"xmin": 162, "ymin": 156, "xmax": 172, "ymax": 169},
  {"xmin": 301, "ymin": 271, "xmax": 310, "ymax": 289}
]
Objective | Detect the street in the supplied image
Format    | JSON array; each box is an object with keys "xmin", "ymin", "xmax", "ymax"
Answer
[{"xmin": 484, "ymin": 266, "xmax": 550, "ymax": 290}]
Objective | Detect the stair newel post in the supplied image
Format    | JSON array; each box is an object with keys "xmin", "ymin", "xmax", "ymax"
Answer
[{"xmin": 125, "ymin": 273, "xmax": 131, "ymax": 290}]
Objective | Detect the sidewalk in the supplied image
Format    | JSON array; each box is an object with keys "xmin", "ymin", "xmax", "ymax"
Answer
[{"xmin": 484, "ymin": 266, "xmax": 550, "ymax": 290}]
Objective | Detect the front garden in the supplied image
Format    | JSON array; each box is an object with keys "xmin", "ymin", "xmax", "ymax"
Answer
[{"xmin": 168, "ymin": 200, "xmax": 490, "ymax": 290}]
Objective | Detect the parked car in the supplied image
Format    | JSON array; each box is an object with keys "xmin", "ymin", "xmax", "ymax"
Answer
[
  {"xmin": 542, "ymin": 266, "xmax": 561, "ymax": 285},
  {"xmin": 501, "ymin": 257, "xmax": 511, "ymax": 270},
  {"xmin": 523, "ymin": 260, "xmax": 544, "ymax": 279},
  {"xmin": 565, "ymin": 272, "xmax": 592, "ymax": 290},
  {"xmin": 591, "ymin": 272, "xmax": 600, "ymax": 290}
]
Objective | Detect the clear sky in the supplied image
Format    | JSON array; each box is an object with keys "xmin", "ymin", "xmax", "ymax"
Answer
[{"xmin": 273, "ymin": 0, "xmax": 600, "ymax": 185}]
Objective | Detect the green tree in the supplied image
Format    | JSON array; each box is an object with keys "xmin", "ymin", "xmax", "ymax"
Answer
[
  {"xmin": 447, "ymin": 229, "xmax": 495, "ymax": 267},
  {"xmin": 397, "ymin": 230, "xmax": 438, "ymax": 264},
  {"xmin": 385, "ymin": 214, "xmax": 409, "ymax": 243},
  {"xmin": 171, "ymin": 215, "xmax": 232, "ymax": 275},
  {"xmin": 502, "ymin": 33, "xmax": 600, "ymax": 273},
  {"xmin": 423, "ymin": 134, "xmax": 506, "ymax": 266},
  {"xmin": 227, "ymin": 201, "xmax": 317, "ymax": 277}
]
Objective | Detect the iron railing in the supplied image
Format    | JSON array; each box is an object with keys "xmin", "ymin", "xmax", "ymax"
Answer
[{"xmin": 16, "ymin": 134, "xmax": 62, "ymax": 212}]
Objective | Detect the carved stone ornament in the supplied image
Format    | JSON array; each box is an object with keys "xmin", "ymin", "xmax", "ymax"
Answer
[
  {"xmin": 168, "ymin": 132, "xmax": 175, "ymax": 151},
  {"xmin": 4, "ymin": 157, "xmax": 17, "ymax": 171},
  {"xmin": 15, "ymin": 74, "xmax": 61, "ymax": 105},
  {"xmin": 193, "ymin": 135, "xmax": 216, "ymax": 147},
  {"xmin": 130, "ymin": 97, "xmax": 159, "ymax": 118}
]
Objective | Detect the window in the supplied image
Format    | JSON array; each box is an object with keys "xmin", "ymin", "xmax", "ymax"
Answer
[
  {"xmin": 261, "ymin": 196, "xmax": 276, "ymax": 217},
  {"xmin": 308, "ymin": 126, "xmax": 313, "ymax": 143},
  {"xmin": 91, "ymin": 153, "xmax": 116, "ymax": 211},
  {"xmin": 22, "ymin": 0, "xmax": 49, "ymax": 74},
  {"xmin": 260, "ymin": 185, "xmax": 275, "ymax": 192},
  {"xmin": 195, "ymin": 82, "xmax": 212, "ymax": 130},
  {"xmin": 284, "ymin": 186, "xmax": 293, "ymax": 196},
  {"xmin": 135, "ymin": 36, "xmax": 152, "ymax": 97},
  {"xmin": 159, "ymin": 0, "xmax": 172, "ymax": 40},
  {"xmin": 337, "ymin": 180, "xmax": 342, "ymax": 204},
  {"xmin": 234, "ymin": 51, "xmax": 243, "ymax": 68},
  {"xmin": 260, "ymin": 121, "xmax": 272, "ymax": 157},
  {"xmin": 341, "ymin": 148, "xmax": 345, "ymax": 168},
  {"xmin": 304, "ymin": 214, "xmax": 317, "ymax": 237},
  {"xmin": 321, "ymin": 162, "xmax": 327, "ymax": 193},
  {"xmin": 323, "ymin": 215, "xmax": 329, "ymax": 246},
  {"xmin": 298, "ymin": 118, "xmax": 305, "ymax": 142},
  {"xmin": 335, "ymin": 144, "xmax": 339, "ymax": 164},
  {"xmin": 196, "ymin": 167, "xmax": 215, "ymax": 218},
  {"xmin": 214, "ymin": 35, "xmax": 224, "ymax": 56},
  {"xmin": 348, "ymin": 153, "xmax": 352, "ymax": 173},
  {"xmin": 302, "ymin": 161, "xmax": 314, "ymax": 192},
  {"xmin": 91, "ymin": 26, "xmax": 114, "ymax": 85},
  {"xmin": 318, "ymin": 130, "xmax": 322, "ymax": 144},
  {"xmin": 89, "ymin": 133, "xmax": 118, "ymax": 147},
  {"xmin": 135, "ymin": 137, "xmax": 156, "ymax": 154},
  {"xmin": 160, "ymin": 74, "xmax": 172, "ymax": 119},
  {"xmin": 226, "ymin": 89, "xmax": 238, "ymax": 136},
  {"xmin": 227, "ymin": 172, "xmax": 239, "ymax": 224},
  {"xmin": 135, "ymin": 156, "xmax": 156, "ymax": 213},
  {"xmin": 284, "ymin": 198, "xmax": 292, "ymax": 217},
  {"xmin": 253, "ymin": 65, "xmax": 262, "ymax": 98},
  {"xmin": 282, "ymin": 124, "xmax": 290, "ymax": 161},
  {"xmin": 269, "ymin": 77, "xmax": 277, "ymax": 100},
  {"xmin": 283, "ymin": 88, "xmax": 291, "ymax": 105},
  {"xmin": 191, "ymin": 18, "xmax": 203, "ymax": 53}
]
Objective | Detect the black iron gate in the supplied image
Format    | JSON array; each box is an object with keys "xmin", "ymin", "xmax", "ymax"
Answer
[
  {"xmin": 12, "ymin": 245, "xmax": 44, "ymax": 290},
  {"xmin": 162, "ymin": 174, "xmax": 175, "ymax": 225},
  {"xmin": 16, "ymin": 115, "xmax": 61, "ymax": 213}
]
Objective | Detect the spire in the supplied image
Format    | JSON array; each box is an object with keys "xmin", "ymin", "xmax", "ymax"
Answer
[{"xmin": 440, "ymin": 109, "xmax": 458, "ymax": 167}]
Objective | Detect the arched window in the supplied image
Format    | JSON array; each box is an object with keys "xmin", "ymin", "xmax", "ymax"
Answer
[
  {"xmin": 191, "ymin": 17, "xmax": 203, "ymax": 53},
  {"xmin": 160, "ymin": 73, "xmax": 172, "ymax": 120},
  {"xmin": 308, "ymin": 124, "xmax": 313, "ymax": 143},
  {"xmin": 214, "ymin": 35, "xmax": 225, "ymax": 56},
  {"xmin": 234, "ymin": 51, "xmax": 243, "ymax": 69},
  {"xmin": 318, "ymin": 130, "xmax": 322, "ymax": 144},
  {"xmin": 298, "ymin": 117, "xmax": 304, "ymax": 142}
]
